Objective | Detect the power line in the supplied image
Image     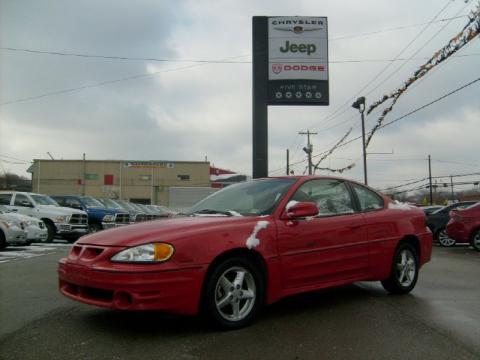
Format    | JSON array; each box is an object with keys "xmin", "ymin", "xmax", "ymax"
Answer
[
  {"xmin": 271, "ymin": 76, "xmax": 480, "ymax": 173},
  {"xmin": 286, "ymin": 0, "xmax": 455, "ymax": 160}
]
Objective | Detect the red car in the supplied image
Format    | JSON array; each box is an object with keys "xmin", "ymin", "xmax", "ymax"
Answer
[
  {"xmin": 446, "ymin": 202, "xmax": 480, "ymax": 251},
  {"xmin": 58, "ymin": 176, "xmax": 432, "ymax": 328}
]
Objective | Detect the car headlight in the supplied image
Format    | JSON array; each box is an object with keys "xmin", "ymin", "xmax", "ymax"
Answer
[
  {"xmin": 0, "ymin": 220, "xmax": 14, "ymax": 228},
  {"xmin": 111, "ymin": 243, "xmax": 174, "ymax": 263},
  {"xmin": 102, "ymin": 214, "xmax": 115, "ymax": 222},
  {"xmin": 54, "ymin": 215, "xmax": 69, "ymax": 222}
]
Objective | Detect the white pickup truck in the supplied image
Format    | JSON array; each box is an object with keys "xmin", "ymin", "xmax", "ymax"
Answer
[{"xmin": 0, "ymin": 191, "xmax": 89, "ymax": 242}]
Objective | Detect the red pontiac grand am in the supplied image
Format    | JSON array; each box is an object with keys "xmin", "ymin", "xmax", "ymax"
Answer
[{"xmin": 58, "ymin": 177, "xmax": 432, "ymax": 328}]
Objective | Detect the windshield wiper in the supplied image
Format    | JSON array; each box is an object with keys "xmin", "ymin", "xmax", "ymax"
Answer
[{"xmin": 192, "ymin": 209, "xmax": 234, "ymax": 216}]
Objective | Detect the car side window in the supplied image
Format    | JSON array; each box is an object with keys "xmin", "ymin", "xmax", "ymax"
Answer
[
  {"xmin": 0, "ymin": 194, "xmax": 12, "ymax": 205},
  {"xmin": 352, "ymin": 184, "xmax": 384, "ymax": 212},
  {"xmin": 14, "ymin": 194, "xmax": 32, "ymax": 206},
  {"xmin": 65, "ymin": 198, "xmax": 82, "ymax": 208},
  {"xmin": 291, "ymin": 179, "xmax": 354, "ymax": 216}
]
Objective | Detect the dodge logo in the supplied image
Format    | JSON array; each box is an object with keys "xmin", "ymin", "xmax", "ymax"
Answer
[{"xmin": 272, "ymin": 64, "xmax": 283, "ymax": 74}]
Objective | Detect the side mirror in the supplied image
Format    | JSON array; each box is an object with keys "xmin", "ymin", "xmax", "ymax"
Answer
[
  {"xmin": 283, "ymin": 201, "xmax": 319, "ymax": 219},
  {"xmin": 20, "ymin": 201, "xmax": 33, "ymax": 208}
]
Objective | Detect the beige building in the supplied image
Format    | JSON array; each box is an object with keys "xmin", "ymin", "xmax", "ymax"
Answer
[{"xmin": 29, "ymin": 159, "xmax": 211, "ymax": 205}]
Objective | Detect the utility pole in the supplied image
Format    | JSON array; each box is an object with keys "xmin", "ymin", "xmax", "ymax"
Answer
[
  {"xmin": 286, "ymin": 149, "xmax": 290, "ymax": 175},
  {"xmin": 82, "ymin": 153, "xmax": 86, "ymax": 196},
  {"xmin": 299, "ymin": 131, "xmax": 317, "ymax": 175},
  {"xmin": 352, "ymin": 97, "xmax": 367, "ymax": 185},
  {"xmin": 450, "ymin": 175, "xmax": 455, "ymax": 201},
  {"xmin": 428, "ymin": 155, "xmax": 433, "ymax": 205}
]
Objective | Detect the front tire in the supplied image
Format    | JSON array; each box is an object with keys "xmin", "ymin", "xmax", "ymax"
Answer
[
  {"xmin": 381, "ymin": 242, "xmax": 419, "ymax": 294},
  {"xmin": 471, "ymin": 230, "xmax": 480, "ymax": 252},
  {"xmin": 437, "ymin": 229, "xmax": 456, "ymax": 247},
  {"xmin": 0, "ymin": 231, "xmax": 6, "ymax": 250},
  {"xmin": 44, "ymin": 222, "xmax": 55, "ymax": 243},
  {"xmin": 204, "ymin": 257, "xmax": 263, "ymax": 329}
]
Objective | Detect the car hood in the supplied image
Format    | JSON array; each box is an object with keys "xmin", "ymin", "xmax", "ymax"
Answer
[
  {"xmin": 1, "ymin": 212, "xmax": 37, "ymax": 223},
  {"xmin": 78, "ymin": 215, "xmax": 267, "ymax": 247},
  {"xmin": 37, "ymin": 205, "xmax": 87, "ymax": 215},
  {"xmin": 86, "ymin": 207, "xmax": 120, "ymax": 215}
]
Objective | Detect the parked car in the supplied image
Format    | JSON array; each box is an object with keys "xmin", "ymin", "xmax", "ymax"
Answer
[
  {"xmin": 421, "ymin": 205, "xmax": 444, "ymax": 215},
  {"xmin": 0, "ymin": 205, "xmax": 48, "ymax": 243},
  {"xmin": 0, "ymin": 191, "xmax": 89, "ymax": 242},
  {"xmin": 446, "ymin": 202, "xmax": 480, "ymax": 251},
  {"xmin": 426, "ymin": 201, "xmax": 477, "ymax": 246},
  {"xmin": 114, "ymin": 200, "xmax": 149, "ymax": 222},
  {"xmin": 52, "ymin": 196, "xmax": 130, "ymax": 232},
  {"xmin": 133, "ymin": 203, "xmax": 162, "ymax": 220},
  {"xmin": 58, "ymin": 176, "xmax": 432, "ymax": 329},
  {"xmin": 97, "ymin": 198, "xmax": 141, "ymax": 224},
  {"xmin": 146, "ymin": 205, "xmax": 176, "ymax": 218},
  {"xmin": 0, "ymin": 211, "xmax": 28, "ymax": 249}
]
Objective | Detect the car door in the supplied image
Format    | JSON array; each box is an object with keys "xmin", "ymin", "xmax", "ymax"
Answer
[
  {"xmin": 349, "ymin": 183, "xmax": 395, "ymax": 279},
  {"xmin": 10, "ymin": 193, "xmax": 35, "ymax": 217},
  {"xmin": 277, "ymin": 179, "xmax": 368, "ymax": 289}
]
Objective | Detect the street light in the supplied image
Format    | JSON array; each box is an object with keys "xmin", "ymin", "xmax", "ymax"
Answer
[{"xmin": 352, "ymin": 96, "xmax": 367, "ymax": 185}]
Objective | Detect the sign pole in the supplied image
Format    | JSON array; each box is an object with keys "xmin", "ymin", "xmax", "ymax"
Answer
[{"xmin": 252, "ymin": 17, "xmax": 269, "ymax": 179}]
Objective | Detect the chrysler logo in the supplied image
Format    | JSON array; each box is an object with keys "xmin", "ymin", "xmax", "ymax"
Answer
[{"xmin": 273, "ymin": 26, "xmax": 323, "ymax": 34}]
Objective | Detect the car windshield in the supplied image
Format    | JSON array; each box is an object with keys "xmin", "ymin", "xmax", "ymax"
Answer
[
  {"xmin": 186, "ymin": 178, "xmax": 296, "ymax": 216},
  {"xmin": 30, "ymin": 194, "xmax": 59, "ymax": 206},
  {"xmin": 100, "ymin": 198, "xmax": 124, "ymax": 210},
  {"xmin": 116, "ymin": 200, "xmax": 137, "ymax": 211},
  {"xmin": 82, "ymin": 197, "xmax": 104, "ymax": 208}
]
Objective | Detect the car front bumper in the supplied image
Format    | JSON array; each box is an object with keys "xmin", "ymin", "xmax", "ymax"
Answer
[
  {"xmin": 6, "ymin": 226, "xmax": 28, "ymax": 245},
  {"xmin": 101, "ymin": 222, "xmax": 130, "ymax": 230},
  {"xmin": 26, "ymin": 226, "xmax": 48, "ymax": 241},
  {"xmin": 58, "ymin": 259, "xmax": 206, "ymax": 315},
  {"xmin": 55, "ymin": 223, "xmax": 89, "ymax": 236}
]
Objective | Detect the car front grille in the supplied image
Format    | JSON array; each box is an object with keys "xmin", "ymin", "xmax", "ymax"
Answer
[
  {"xmin": 69, "ymin": 214, "xmax": 88, "ymax": 225},
  {"xmin": 115, "ymin": 213, "xmax": 130, "ymax": 224}
]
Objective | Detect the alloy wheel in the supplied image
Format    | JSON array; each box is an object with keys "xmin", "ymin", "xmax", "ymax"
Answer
[
  {"xmin": 438, "ymin": 230, "xmax": 455, "ymax": 247},
  {"xmin": 214, "ymin": 266, "xmax": 256, "ymax": 322},
  {"xmin": 395, "ymin": 249, "xmax": 417, "ymax": 287}
]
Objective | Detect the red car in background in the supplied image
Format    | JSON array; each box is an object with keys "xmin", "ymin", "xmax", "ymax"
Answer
[
  {"xmin": 58, "ymin": 176, "xmax": 432, "ymax": 329},
  {"xmin": 446, "ymin": 202, "xmax": 480, "ymax": 251}
]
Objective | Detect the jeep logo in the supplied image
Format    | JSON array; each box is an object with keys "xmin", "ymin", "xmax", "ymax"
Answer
[{"xmin": 279, "ymin": 41, "xmax": 316, "ymax": 55}]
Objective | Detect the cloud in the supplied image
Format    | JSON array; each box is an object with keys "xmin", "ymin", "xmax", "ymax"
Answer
[{"xmin": 0, "ymin": 0, "xmax": 479, "ymax": 192}]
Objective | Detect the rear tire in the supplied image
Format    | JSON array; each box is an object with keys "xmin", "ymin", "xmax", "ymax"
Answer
[
  {"xmin": 471, "ymin": 230, "xmax": 480, "ymax": 252},
  {"xmin": 204, "ymin": 257, "xmax": 264, "ymax": 329},
  {"xmin": 381, "ymin": 242, "xmax": 419, "ymax": 294}
]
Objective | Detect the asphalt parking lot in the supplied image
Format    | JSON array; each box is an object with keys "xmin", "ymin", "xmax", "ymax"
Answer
[{"xmin": 0, "ymin": 245, "xmax": 479, "ymax": 360}]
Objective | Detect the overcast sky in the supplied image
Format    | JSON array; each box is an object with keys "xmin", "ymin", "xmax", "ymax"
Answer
[{"xmin": 1, "ymin": 0, "xmax": 479, "ymax": 192}]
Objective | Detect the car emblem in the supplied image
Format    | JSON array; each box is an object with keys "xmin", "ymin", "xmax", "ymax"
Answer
[{"xmin": 273, "ymin": 26, "xmax": 323, "ymax": 34}]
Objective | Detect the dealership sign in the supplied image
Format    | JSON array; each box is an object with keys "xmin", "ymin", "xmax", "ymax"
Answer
[
  {"xmin": 267, "ymin": 16, "xmax": 329, "ymax": 105},
  {"xmin": 252, "ymin": 16, "xmax": 329, "ymax": 178}
]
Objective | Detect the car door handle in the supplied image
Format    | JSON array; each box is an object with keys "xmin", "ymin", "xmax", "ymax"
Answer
[
  {"xmin": 11, "ymin": 209, "xmax": 18, "ymax": 212},
  {"xmin": 348, "ymin": 224, "xmax": 362, "ymax": 229}
]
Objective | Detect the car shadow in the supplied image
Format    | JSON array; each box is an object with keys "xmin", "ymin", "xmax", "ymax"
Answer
[{"xmin": 82, "ymin": 282, "xmax": 389, "ymax": 336}]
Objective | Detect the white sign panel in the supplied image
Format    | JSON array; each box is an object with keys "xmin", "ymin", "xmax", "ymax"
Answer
[{"xmin": 268, "ymin": 17, "xmax": 328, "ymax": 81}]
